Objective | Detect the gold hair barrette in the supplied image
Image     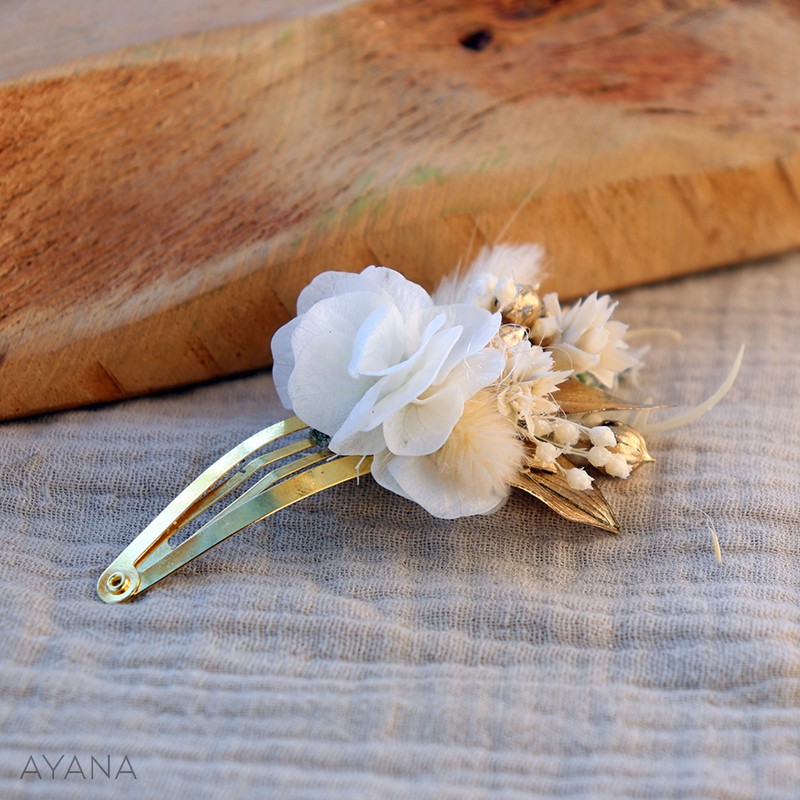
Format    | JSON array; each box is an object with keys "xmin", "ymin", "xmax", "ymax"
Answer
[{"xmin": 98, "ymin": 245, "xmax": 741, "ymax": 603}]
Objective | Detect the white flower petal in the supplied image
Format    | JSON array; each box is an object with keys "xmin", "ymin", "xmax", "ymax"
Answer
[
  {"xmin": 373, "ymin": 451, "xmax": 510, "ymax": 519},
  {"xmin": 348, "ymin": 304, "xmax": 405, "ymax": 377},
  {"xmin": 359, "ymin": 266, "xmax": 433, "ymax": 317},
  {"xmin": 495, "ymin": 277, "xmax": 518, "ymax": 308},
  {"xmin": 270, "ymin": 316, "xmax": 300, "ymax": 409},
  {"xmin": 578, "ymin": 325, "xmax": 609, "ymax": 355},
  {"xmin": 368, "ymin": 450, "xmax": 411, "ymax": 501},
  {"xmin": 296, "ymin": 266, "xmax": 432, "ymax": 317},
  {"xmin": 328, "ymin": 425, "xmax": 387, "ymax": 456},
  {"xmin": 296, "ymin": 270, "xmax": 372, "ymax": 315},
  {"xmin": 397, "ymin": 313, "xmax": 446, "ymax": 374},
  {"xmin": 291, "ymin": 291, "xmax": 384, "ymax": 355},
  {"xmin": 328, "ymin": 379, "xmax": 386, "ymax": 451},
  {"xmin": 363, "ymin": 325, "xmax": 462, "ymax": 429},
  {"xmin": 549, "ymin": 343, "xmax": 598, "ymax": 375},
  {"xmin": 382, "ymin": 382, "xmax": 464, "ymax": 456},
  {"xmin": 532, "ymin": 315, "xmax": 559, "ymax": 340},
  {"xmin": 330, "ymin": 323, "xmax": 461, "ymax": 448},
  {"xmin": 444, "ymin": 349, "xmax": 506, "ymax": 400},
  {"xmin": 289, "ymin": 332, "xmax": 375, "ymax": 435},
  {"xmin": 410, "ymin": 306, "xmax": 500, "ymax": 382}
]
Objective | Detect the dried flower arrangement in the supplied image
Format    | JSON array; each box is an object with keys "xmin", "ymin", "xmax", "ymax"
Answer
[
  {"xmin": 271, "ymin": 244, "xmax": 742, "ymax": 531},
  {"xmin": 98, "ymin": 244, "xmax": 741, "ymax": 602}
]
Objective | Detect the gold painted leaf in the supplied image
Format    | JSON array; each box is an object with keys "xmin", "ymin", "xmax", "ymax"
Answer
[
  {"xmin": 555, "ymin": 379, "xmax": 665, "ymax": 415},
  {"xmin": 510, "ymin": 458, "xmax": 620, "ymax": 534}
]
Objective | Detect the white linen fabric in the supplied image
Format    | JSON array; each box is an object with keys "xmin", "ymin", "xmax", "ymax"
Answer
[{"xmin": 2, "ymin": 253, "xmax": 799, "ymax": 799}]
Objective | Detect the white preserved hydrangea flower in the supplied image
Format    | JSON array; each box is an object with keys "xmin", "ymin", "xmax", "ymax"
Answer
[
  {"xmin": 271, "ymin": 266, "xmax": 508, "ymax": 518},
  {"xmin": 534, "ymin": 292, "xmax": 638, "ymax": 388}
]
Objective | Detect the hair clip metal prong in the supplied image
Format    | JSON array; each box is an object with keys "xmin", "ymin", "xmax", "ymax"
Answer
[{"xmin": 97, "ymin": 416, "xmax": 370, "ymax": 603}]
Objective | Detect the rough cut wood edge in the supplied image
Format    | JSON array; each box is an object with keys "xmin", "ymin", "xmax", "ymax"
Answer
[{"xmin": 2, "ymin": 0, "xmax": 800, "ymax": 420}]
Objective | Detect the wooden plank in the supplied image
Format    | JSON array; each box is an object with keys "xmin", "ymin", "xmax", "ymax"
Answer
[{"xmin": 2, "ymin": 0, "xmax": 800, "ymax": 420}]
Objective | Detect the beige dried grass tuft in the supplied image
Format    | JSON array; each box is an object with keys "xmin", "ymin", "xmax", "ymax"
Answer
[{"xmin": 432, "ymin": 388, "xmax": 524, "ymax": 500}]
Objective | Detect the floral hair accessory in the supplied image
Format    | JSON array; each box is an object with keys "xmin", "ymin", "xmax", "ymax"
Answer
[
  {"xmin": 98, "ymin": 245, "xmax": 742, "ymax": 603},
  {"xmin": 271, "ymin": 244, "xmax": 740, "ymax": 526}
]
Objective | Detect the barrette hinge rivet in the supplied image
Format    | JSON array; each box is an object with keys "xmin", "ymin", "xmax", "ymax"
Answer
[{"xmin": 97, "ymin": 566, "xmax": 140, "ymax": 604}]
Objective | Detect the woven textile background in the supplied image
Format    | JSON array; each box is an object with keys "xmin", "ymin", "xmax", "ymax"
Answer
[{"xmin": 2, "ymin": 253, "xmax": 799, "ymax": 798}]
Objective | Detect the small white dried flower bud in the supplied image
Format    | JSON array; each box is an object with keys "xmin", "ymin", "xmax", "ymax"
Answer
[
  {"xmin": 589, "ymin": 425, "xmax": 617, "ymax": 448},
  {"xmin": 535, "ymin": 441, "xmax": 560, "ymax": 465},
  {"xmin": 603, "ymin": 421, "xmax": 654, "ymax": 471},
  {"xmin": 565, "ymin": 467, "xmax": 593, "ymax": 490},
  {"xmin": 553, "ymin": 422, "xmax": 580, "ymax": 446},
  {"xmin": 588, "ymin": 445, "xmax": 612, "ymax": 468},
  {"xmin": 604, "ymin": 452, "xmax": 632, "ymax": 479},
  {"xmin": 533, "ymin": 418, "xmax": 555, "ymax": 437}
]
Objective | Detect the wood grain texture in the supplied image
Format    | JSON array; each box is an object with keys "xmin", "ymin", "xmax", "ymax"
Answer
[{"xmin": 2, "ymin": 0, "xmax": 800, "ymax": 420}]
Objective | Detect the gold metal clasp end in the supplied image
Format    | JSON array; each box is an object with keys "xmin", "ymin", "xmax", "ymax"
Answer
[{"xmin": 97, "ymin": 416, "xmax": 371, "ymax": 604}]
